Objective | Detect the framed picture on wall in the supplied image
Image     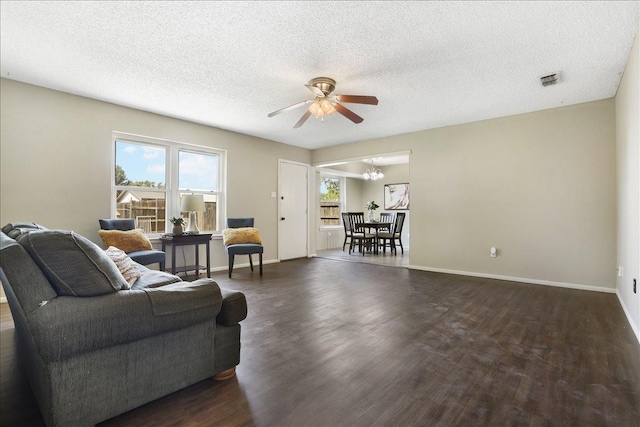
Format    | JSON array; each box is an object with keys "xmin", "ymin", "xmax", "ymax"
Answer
[{"xmin": 384, "ymin": 183, "xmax": 410, "ymax": 210}]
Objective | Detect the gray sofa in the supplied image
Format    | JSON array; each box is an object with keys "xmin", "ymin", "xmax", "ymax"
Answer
[{"xmin": 0, "ymin": 222, "xmax": 247, "ymax": 427}]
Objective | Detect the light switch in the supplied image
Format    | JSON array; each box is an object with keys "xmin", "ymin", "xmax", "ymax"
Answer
[{"xmin": 271, "ymin": 191, "xmax": 277, "ymax": 198}]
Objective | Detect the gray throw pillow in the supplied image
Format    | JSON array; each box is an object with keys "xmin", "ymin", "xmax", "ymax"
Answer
[{"xmin": 17, "ymin": 230, "xmax": 126, "ymax": 296}]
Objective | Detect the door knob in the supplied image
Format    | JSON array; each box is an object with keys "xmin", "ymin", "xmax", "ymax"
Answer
[{"xmin": 281, "ymin": 217, "xmax": 286, "ymax": 221}]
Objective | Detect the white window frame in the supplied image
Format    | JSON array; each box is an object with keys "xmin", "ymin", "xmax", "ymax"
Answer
[
  {"xmin": 319, "ymin": 175, "xmax": 345, "ymax": 230},
  {"xmin": 111, "ymin": 133, "xmax": 226, "ymax": 237}
]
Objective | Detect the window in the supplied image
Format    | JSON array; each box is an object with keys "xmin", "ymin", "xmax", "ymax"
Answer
[
  {"xmin": 113, "ymin": 136, "xmax": 225, "ymax": 234},
  {"xmin": 114, "ymin": 141, "xmax": 167, "ymax": 233},
  {"xmin": 178, "ymin": 150, "xmax": 219, "ymax": 233},
  {"xmin": 320, "ymin": 176, "xmax": 343, "ymax": 227}
]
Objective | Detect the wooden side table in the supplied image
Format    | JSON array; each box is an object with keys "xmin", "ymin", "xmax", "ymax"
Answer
[{"xmin": 160, "ymin": 233, "xmax": 212, "ymax": 278}]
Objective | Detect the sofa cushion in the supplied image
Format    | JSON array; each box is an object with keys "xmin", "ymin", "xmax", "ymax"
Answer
[
  {"xmin": 222, "ymin": 227, "xmax": 262, "ymax": 246},
  {"xmin": 17, "ymin": 230, "xmax": 126, "ymax": 296},
  {"xmin": 105, "ymin": 246, "xmax": 140, "ymax": 288},
  {"xmin": 0, "ymin": 231, "xmax": 58, "ymax": 314},
  {"xmin": 2, "ymin": 222, "xmax": 48, "ymax": 239},
  {"xmin": 132, "ymin": 264, "xmax": 182, "ymax": 289},
  {"xmin": 27, "ymin": 283, "xmax": 223, "ymax": 361},
  {"xmin": 142, "ymin": 279, "xmax": 223, "ymax": 316},
  {"xmin": 98, "ymin": 229, "xmax": 152, "ymax": 253}
]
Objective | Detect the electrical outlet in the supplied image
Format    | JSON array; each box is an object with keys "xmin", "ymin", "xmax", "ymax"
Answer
[{"xmin": 617, "ymin": 266, "xmax": 624, "ymax": 277}]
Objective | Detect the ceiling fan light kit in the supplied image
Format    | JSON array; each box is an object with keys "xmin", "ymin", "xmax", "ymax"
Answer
[
  {"xmin": 308, "ymin": 98, "xmax": 336, "ymax": 118},
  {"xmin": 268, "ymin": 77, "xmax": 378, "ymax": 128}
]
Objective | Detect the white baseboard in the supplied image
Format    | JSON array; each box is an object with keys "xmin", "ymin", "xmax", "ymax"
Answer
[
  {"xmin": 616, "ymin": 289, "xmax": 640, "ymax": 344},
  {"xmin": 207, "ymin": 258, "xmax": 280, "ymax": 273},
  {"xmin": 407, "ymin": 265, "xmax": 616, "ymax": 294},
  {"xmin": 1, "ymin": 297, "xmax": 7, "ymax": 304}
]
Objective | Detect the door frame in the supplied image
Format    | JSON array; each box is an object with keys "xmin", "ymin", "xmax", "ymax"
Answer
[{"xmin": 278, "ymin": 159, "xmax": 313, "ymax": 260}]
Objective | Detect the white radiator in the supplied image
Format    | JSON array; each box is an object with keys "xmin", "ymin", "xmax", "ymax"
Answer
[{"xmin": 322, "ymin": 231, "xmax": 342, "ymax": 249}]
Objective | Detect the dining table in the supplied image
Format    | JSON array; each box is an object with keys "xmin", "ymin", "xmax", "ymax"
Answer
[{"xmin": 356, "ymin": 221, "xmax": 392, "ymax": 254}]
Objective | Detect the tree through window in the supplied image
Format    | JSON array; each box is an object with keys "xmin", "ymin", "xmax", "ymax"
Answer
[{"xmin": 320, "ymin": 177, "xmax": 342, "ymax": 226}]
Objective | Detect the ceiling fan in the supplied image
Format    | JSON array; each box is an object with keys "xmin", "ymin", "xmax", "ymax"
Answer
[{"xmin": 268, "ymin": 77, "xmax": 379, "ymax": 128}]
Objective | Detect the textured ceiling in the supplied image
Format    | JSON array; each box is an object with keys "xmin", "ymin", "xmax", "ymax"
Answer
[{"xmin": 1, "ymin": 1, "xmax": 638, "ymax": 150}]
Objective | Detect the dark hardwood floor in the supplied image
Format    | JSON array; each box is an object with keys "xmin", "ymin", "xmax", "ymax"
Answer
[
  {"xmin": 316, "ymin": 248, "xmax": 409, "ymax": 268},
  {"xmin": 2, "ymin": 257, "xmax": 639, "ymax": 426}
]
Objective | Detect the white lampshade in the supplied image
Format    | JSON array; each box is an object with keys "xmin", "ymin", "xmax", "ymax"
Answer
[
  {"xmin": 181, "ymin": 194, "xmax": 205, "ymax": 234},
  {"xmin": 181, "ymin": 194, "xmax": 205, "ymax": 212}
]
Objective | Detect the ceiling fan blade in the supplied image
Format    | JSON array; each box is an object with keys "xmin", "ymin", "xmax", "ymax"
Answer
[
  {"xmin": 305, "ymin": 84, "xmax": 325, "ymax": 97},
  {"xmin": 335, "ymin": 95, "xmax": 379, "ymax": 105},
  {"xmin": 268, "ymin": 100, "xmax": 310, "ymax": 117},
  {"xmin": 334, "ymin": 103, "xmax": 364, "ymax": 124},
  {"xmin": 293, "ymin": 110, "xmax": 312, "ymax": 128}
]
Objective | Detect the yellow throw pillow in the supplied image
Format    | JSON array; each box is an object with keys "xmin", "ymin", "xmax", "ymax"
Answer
[
  {"xmin": 98, "ymin": 229, "xmax": 152, "ymax": 253},
  {"xmin": 222, "ymin": 227, "xmax": 262, "ymax": 246}
]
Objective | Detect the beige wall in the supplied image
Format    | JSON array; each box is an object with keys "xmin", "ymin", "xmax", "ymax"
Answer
[
  {"xmin": 615, "ymin": 26, "xmax": 639, "ymax": 339},
  {"xmin": 313, "ymin": 99, "xmax": 618, "ymax": 290},
  {"xmin": 345, "ymin": 177, "xmax": 363, "ymax": 213},
  {"xmin": 0, "ymin": 79, "xmax": 311, "ymax": 285}
]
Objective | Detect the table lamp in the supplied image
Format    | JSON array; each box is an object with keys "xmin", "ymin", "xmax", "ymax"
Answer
[{"xmin": 181, "ymin": 194, "xmax": 205, "ymax": 234}]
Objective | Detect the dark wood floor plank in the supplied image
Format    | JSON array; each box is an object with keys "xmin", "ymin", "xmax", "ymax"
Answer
[{"xmin": 2, "ymin": 257, "xmax": 639, "ymax": 426}]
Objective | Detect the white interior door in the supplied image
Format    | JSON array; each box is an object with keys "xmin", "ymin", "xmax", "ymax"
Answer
[{"xmin": 278, "ymin": 160, "xmax": 308, "ymax": 260}]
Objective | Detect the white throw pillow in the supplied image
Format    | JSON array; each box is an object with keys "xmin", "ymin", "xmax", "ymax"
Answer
[{"xmin": 105, "ymin": 246, "xmax": 140, "ymax": 289}]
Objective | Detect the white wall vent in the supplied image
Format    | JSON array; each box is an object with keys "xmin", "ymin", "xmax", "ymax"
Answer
[{"xmin": 540, "ymin": 73, "xmax": 559, "ymax": 87}]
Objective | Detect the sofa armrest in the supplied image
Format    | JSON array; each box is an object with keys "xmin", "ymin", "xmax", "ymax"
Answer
[
  {"xmin": 217, "ymin": 289, "xmax": 248, "ymax": 326},
  {"xmin": 27, "ymin": 279, "xmax": 222, "ymax": 361}
]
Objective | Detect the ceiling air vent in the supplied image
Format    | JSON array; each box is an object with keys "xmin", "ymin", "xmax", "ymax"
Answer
[{"xmin": 540, "ymin": 73, "xmax": 559, "ymax": 87}]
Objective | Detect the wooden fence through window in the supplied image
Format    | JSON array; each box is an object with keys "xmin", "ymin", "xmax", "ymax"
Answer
[
  {"xmin": 320, "ymin": 201, "xmax": 341, "ymax": 226},
  {"xmin": 117, "ymin": 199, "xmax": 217, "ymax": 232}
]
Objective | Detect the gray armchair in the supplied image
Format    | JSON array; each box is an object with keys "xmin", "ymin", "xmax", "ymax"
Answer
[
  {"xmin": 225, "ymin": 217, "xmax": 263, "ymax": 278},
  {"xmin": 99, "ymin": 219, "xmax": 165, "ymax": 271}
]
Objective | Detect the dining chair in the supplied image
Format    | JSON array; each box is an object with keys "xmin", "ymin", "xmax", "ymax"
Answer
[
  {"xmin": 98, "ymin": 219, "xmax": 166, "ymax": 270},
  {"xmin": 377, "ymin": 212, "xmax": 406, "ymax": 255},
  {"xmin": 378, "ymin": 212, "xmax": 395, "ymax": 232},
  {"xmin": 225, "ymin": 217, "xmax": 263, "ymax": 278},
  {"xmin": 347, "ymin": 212, "xmax": 375, "ymax": 255},
  {"xmin": 341, "ymin": 212, "xmax": 353, "ymax": 251}
]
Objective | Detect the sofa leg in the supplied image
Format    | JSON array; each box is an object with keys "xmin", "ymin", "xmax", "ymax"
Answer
[
  {"xmin": 213, "ymin": 367, "xmax": 236, "ymax": 381},
  {"xmin": 228, "ymin": 254, "xmax": 234, "ymax": 278}
]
